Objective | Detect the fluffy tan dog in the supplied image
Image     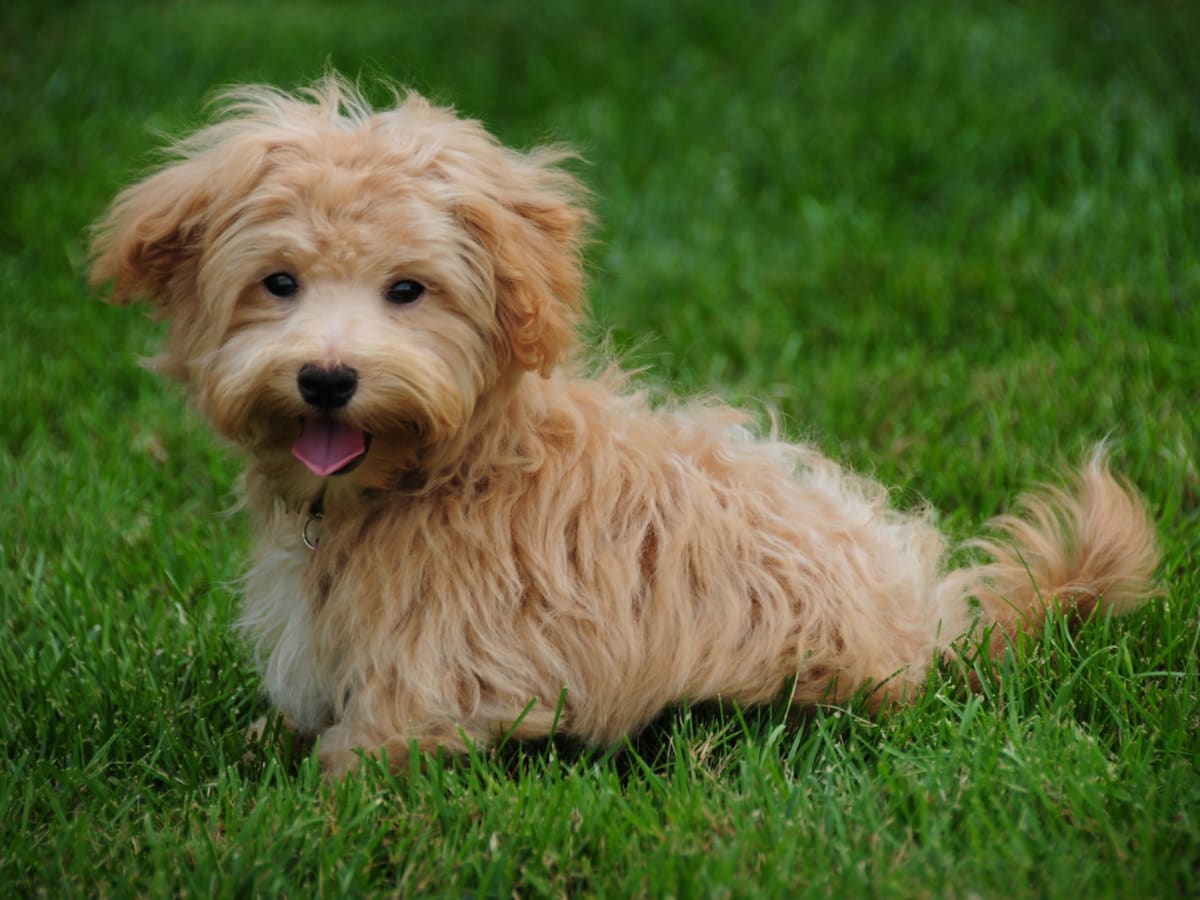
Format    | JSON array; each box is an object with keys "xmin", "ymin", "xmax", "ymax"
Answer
[{"xmin": 91, "ymin": 75, "xmax": 1159, "ymax": 776}]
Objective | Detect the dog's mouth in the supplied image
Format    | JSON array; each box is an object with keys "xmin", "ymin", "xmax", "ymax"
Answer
[{"xmin": 292, "ymin": 416, "xmax": 372, "ymax": 477}]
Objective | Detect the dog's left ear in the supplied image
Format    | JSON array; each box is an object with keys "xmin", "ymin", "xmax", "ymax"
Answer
[
  {"xmin": 88, "ymin": 157, "xmax": 218, "ymax": 310},
  {"xmin": 448, "ymin": 143, "xmax": 590, "ymax": 377}
]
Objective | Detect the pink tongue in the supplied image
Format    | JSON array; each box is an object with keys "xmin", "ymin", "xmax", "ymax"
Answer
[{"xmin": 292, "ymin": 418, "xmax": 367, "ymax": 477}]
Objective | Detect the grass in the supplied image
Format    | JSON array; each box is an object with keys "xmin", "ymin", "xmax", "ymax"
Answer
[{"xmin": 2, "ymin": 0, "xmax": 1198, "ymax": 895}]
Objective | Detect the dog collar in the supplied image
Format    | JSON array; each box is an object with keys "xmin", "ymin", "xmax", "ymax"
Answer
[{"xmin": 302, "ymin": 492, "xmax": 325, "ymax": 552}]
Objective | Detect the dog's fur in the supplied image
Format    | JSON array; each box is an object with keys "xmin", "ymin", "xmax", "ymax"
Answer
[{"xmin": 91, "ymin": 76, "xmax": 1160, "ymax": 776}]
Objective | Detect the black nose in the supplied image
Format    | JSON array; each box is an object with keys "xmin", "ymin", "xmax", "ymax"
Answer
[{"xmin": 297, "ymin": 364, "xmax": 358, "ymax": 410}]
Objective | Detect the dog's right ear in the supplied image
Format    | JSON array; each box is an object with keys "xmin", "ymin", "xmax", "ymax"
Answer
[{"xmin": 88, "ymin": 158, "xmax": 215, "ymax": 308}]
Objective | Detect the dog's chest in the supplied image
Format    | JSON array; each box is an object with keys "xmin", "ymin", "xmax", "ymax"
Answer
[{"xmin": 239, "ymin": 509, "xmax": 334, "ymax": 734}]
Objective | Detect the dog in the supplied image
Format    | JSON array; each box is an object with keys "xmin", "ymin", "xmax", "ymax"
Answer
[{"xmin": 90, "ymin": 75, "xmax": 1160, "ymax": 776}]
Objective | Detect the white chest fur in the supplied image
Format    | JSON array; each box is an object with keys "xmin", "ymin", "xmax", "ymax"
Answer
[{"xmin": 237, "ymin": 501, "xmax": 331, "ymax": 735}]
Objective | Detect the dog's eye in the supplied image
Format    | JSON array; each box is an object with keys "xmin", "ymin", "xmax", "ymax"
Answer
[
  {"xmin": 262, "ymin": 272, "xmax": 300, "ymax": 298},
  {"xmin": 385, "ymin": 279, "xmax": 425, "ymax": 306}
]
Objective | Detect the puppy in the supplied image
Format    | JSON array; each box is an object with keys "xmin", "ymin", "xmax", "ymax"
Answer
[{"xmin": 91, "ymin": 75, "xmax": 1159, "ymax": 775}]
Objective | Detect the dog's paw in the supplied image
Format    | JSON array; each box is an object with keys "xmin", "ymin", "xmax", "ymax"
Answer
[
  {"xmin": 243, "ymin": 714, "xmax": 312, "ymax": 763},
  {"xmin": 316, "ymin": 726, "xmax": 428, "ymax": 779},
  {"xmin": 244, "ymin": 715, "xmax": 274, "ymax": 746}
]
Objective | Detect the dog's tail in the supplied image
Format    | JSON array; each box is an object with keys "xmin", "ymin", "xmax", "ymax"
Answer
[{"xmin": 940, "ymin": 448, "xmax": 1160, "ymax": 660}]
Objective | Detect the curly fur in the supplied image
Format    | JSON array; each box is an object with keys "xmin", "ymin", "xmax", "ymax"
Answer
[{"xmin": 91, "ymin": 75, "xmax": 1160, "ymax": 775}]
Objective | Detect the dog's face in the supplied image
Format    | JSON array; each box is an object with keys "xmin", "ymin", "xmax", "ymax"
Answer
[{"xmin": 91, "ymin": 79, "xmax": 587, "ymax": 492}]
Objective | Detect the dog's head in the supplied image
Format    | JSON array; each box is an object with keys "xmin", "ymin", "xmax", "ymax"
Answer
[{"xmin": 91, "ymin": 75, "xmax": 588, "ymax": 490}]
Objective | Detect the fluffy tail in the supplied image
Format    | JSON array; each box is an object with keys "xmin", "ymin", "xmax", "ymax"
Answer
[{"xmin": 945, "ymin": 448, "xmax": 1160, "ymax": 658}]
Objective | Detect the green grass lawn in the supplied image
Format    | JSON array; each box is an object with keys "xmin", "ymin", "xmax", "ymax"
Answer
[{"xmin": 3, "ymin": 0, "xmax": 1198, "ymax": 895}]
